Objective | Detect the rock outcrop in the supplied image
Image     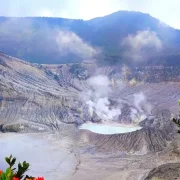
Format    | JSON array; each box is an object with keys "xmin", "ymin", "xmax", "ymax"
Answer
[{"xmin": 144, "ymin": 163, "xmax": 180, "ymax": 180}]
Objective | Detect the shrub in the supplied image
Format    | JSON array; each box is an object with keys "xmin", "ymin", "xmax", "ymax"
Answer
[
  {"xmin": 0, "ymin": 155, "xmax": 44, "ymax": 180},
  {"xmin": 172, "ymin": 100, "xmax": 180, "ymax": 133}
]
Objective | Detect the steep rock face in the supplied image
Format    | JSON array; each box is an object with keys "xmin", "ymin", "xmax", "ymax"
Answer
[
  {"xmin": 0, "ymin": 52, "xmax": 82, "ymax": 131},
  {"xmin": 144, "ymin": 163, "xmax": 180, "ymax": 180},
  {"xmin": 0, "ymin": 53, "xmax": 180, "ymax": 153}
]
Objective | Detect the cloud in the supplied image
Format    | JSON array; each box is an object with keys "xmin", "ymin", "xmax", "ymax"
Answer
[
  {"xmin": 122, "ymin": 30, "xmax": 162, "ymax": 62},
  {"xmin": 56, "ymin": 30, "xmax": 98, "ymax": 60},
  {"xmin": 0, "ymin": 17, "xmax": 98, "ymax": 62}
]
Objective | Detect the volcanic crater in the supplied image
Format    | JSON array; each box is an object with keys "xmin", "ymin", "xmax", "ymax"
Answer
[{"xmin": 0, "ymin": 52, "xmax": 180, "ymax": 180}]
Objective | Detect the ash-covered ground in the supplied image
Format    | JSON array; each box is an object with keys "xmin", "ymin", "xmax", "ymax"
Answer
[
  {"xmin": 1, "ymin": 53, "xmax": 180, "ymax": 180},
  {"xmin": 0, "ymin": 133, "xmax": 79, "ymax": 180}
]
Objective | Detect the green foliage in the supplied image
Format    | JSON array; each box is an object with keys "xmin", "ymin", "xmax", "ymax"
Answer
[
  {"xmin": 5, "ymin": 155, "xmax": 16, "ymax": 170},
  {"xmin": 16, "ymin": 161, "xmax": 30, "ymax": 179},
  {"xmin": 0, "ymin": 168, "xmax": 14, "ymax": 180},
  {"xmin": 0, "ymin": 155, "xmax": 31, "ymax": 180},
  {"xmin": 172, "ymin": 100, "xmax": 180, "ymax": 133}
]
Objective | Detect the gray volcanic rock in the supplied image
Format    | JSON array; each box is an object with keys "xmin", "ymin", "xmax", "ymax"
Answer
[
  {"xmin": 78, "ymin": 110, "xmax": 175, "ymax": 154},
  {"xmin": 0, "ymin": 52, "xmax": 180, "ymax": 154},
  {"xmin": 0, "ymin": 52, "xmax": 83, "ymax": 130},
  {"xmin": 144, "ymin": 163, "xmax": 180, "ymax": 180}
]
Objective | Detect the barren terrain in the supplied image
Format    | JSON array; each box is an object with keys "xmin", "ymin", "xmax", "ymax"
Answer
[{"xmin": 1, "ymin": 52, "xmax": 180, "ymax": 179}]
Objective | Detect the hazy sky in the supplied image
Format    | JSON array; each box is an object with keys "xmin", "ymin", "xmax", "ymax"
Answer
[{"xmin": 0, "ymin": 0, "xmax": 180, "ymax": 29}]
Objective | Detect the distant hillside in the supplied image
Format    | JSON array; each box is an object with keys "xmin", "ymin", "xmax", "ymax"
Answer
[{"xmin": 0, "ymin": 10, "xmax": 180, "ymax": 65}]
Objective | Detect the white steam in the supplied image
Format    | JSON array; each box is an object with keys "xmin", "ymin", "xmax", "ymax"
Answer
[
  {"xmin": 122, "ymin": 30, "xmax": 162, "ymax": 61},
  {"xmin": 134, "ymin": 92, "xmax": 146, "ymax": 113},
  {"xmin": 56, "ymin": 30, "xmax": 98, "ymax": 60},
  {"xmin": 84, "ymin": 75, "xmax": 121, "ymax": 121},
  {"xmin": 130, "ymin": 92, "xmax": 152, "ymax": 123},
  {"xmin": 82, "ymin": 75, "xmax": 152, "ymax": 124},
  {"xmin": 88, "ymin": 75, "xmax": 110, "ymax": 98}
]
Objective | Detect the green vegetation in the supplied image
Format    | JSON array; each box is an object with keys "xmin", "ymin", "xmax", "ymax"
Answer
[
  {"xmin": 172, "ymin": 100, "xmax": 180, "ymax": 133},
  {"xmin": 0, "ymin": 155, "xmax": 44, "ymax": 180}
]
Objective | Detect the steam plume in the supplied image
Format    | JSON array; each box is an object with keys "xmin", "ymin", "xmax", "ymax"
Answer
[
  {"xmin": 131, "ymin": 92, "xmax": 152, "ymax": 123},
  {"xmin": 82, "ymin": 76, "xmax": 152, "ymax": 124},
  {"xmin": 83, "ymin": 75, "xmax": 121, "ymax": 121}
]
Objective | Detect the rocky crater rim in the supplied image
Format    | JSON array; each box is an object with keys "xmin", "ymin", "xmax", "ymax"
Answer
[{"xmin": 79, "ymin": 122, "xmax": 142, "ymax": 135}]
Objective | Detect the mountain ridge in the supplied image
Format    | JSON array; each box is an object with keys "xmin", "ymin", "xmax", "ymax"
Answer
[{"xmin": 0, "ymin": 10, "xmax": 180, "ymax": 64}]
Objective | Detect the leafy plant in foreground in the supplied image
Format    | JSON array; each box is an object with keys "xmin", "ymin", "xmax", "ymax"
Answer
[
  {"xmin": 172, "ymin": 100, "xmax": 180, "ymax": 133},
  {"xmin": 0, "ymin": 155, "xmax": 44, "ymax": 180}
]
